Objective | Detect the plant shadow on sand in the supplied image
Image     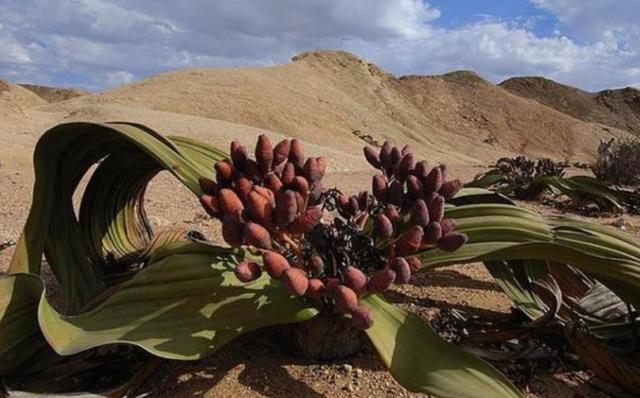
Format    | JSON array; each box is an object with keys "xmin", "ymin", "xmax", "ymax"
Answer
[
  {"xmin": 409, "ymin": 268, "xmax": 502, "ymax": 292},
  {"xmin": 146, "ymin": 327, "xmax": 388, "ymax": 398}
]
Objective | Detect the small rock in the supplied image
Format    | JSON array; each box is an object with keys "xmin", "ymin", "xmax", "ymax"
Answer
[
  {"xmin": 341, "ymin": 364, "xmax": 353, "ymax": 373},
  {"xmin": 148, "ymin": 215, "xmax": 171, "ymax": 227},
  {"xmin": 355, "ymin": 368, "xmax": 363, "ymax": 377},
  {"xmin": 612, "ymin": 216, "xmax": 629, "ymax": 230}
]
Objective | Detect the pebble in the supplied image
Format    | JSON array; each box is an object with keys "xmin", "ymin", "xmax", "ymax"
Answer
[
  {"xmin": 355, "ymin": 368, "xmax": 363, "ymax": 377},
  {"xmin": 341, "ymin": 364, "xmax": 353, "ymax": 373},
  {"xmin": 612, "ymin": 216, "xmax": 629, "ymax": 230}
]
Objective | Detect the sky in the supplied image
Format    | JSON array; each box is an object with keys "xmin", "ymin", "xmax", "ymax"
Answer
[{"xmin": 0, "ymin": 0, "xmax": 639, "ymax": 92}]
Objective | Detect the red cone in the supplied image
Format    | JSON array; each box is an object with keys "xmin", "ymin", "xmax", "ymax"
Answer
[
  {"xmin": 243, "ymin": 221, "xmax": 272, "ymax": 249},
  {"xmin": 423, "ymin": 221, "xmax": 443, "ymax": 244},
  {"xmin": 222, "ymin": 214, "xmax": 244, "ymax": 246},
  {"xmin": 363, "ymin": 146, "xmax": 380, "ymax": 168},
  {"xmin": 282, "ymin": 268, "xmax": 309, "ymax": 296},
  {"xmin": 275, "ymin": 189, "xmax": 298, "ymax": 227},
  {"xmin": 281, "ymin": 162, "xmax": 296, "ymax": 185},
  {"xmin": 199, "ymin": 194, "xmax": 219, "ymax": 217},
  {"xmin": 219, "ymin": 188, "xmax": 244, "ymax": 215},
  {"xmin": 439, "ymin": 179, "xmax": 462, "ymax": 200},
  {"xmin": 215, "ymin": 160, "xmax": 236, "ymax": 184},
  {"xmin": 437, "ymin": 232, "xmax": 468, "ymax": 252},
  {"xmin": 344, "ymin": 266, "xmax": 368, "ymax": 295},
  {"xmin": 234, "ymin": 261, "xmax": 261, "ymax": 282},
  {"xmin": 367, "ymin": 268, "xmax": 396, "ymax": 292},
  {"xmin": 395, "ymin": 225, "xmax": 424, "ymax": 255},
  {"xmin": 372, "ymin": 175, "xmax": 388, "ymax": 201},
  {"xmin": 335, "ymin": 285, "xmax": 359, "ymax": 313},
  {"xmin": 373, "ymin": 214, "xmax": 394, "ymax": 239},
  {"xmin": 289, "ymin": 138, "xmax": 305, "ymax": 168},
  {"xmin": 423, "ymin": 167, "xmax": 443, "ymax": 194},
  {"xmin": 198, "ymin": 177, "xmax": 217, "ymax": 195},
  {"xmin": 273, "ymin": 139, "xmax": 291, "ymax": 166},
  {"xmin": 230, "ymin": 141, "xmax": 247, "ymax": 169},
  {"xmin": 390, "ymin": 257, "xmax": 411, "ymax": 284},
  {"xmin": 262, "ymin": 250, "xmax": 291, "ymax": 279},
  {"xmin": 255, "ymin": 135, "xmax": 274, "ymax": 173},
  {"xmin": 306, "ymin": 278, "xmax": 325, "ymax": 301},
  {"xmin": 428, "ymin": 195, "xmax": 445, "ymax": 223},
  {"xmin": 264, "ymin": 173, "xmax": 283, "ymax": 193},
  {"xmin": 410, "ymin": 199, "xmax": 429, "ymax": 226},
  {"xmin": 291, "ymin": 205, "xmax": 323, "ymax": 233},
  {"xmin": 351, "ymin": 306, "xmax": 374, "ymax": 330}
]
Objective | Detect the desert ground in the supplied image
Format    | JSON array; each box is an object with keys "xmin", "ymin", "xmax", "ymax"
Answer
[{"xmin": 1, "ymin": 50, "xmax": 639, "ymax": 397}]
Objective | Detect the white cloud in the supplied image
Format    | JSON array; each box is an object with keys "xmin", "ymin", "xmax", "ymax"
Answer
[
  {"xmin": 104, "ymin": 70, "xmax": 134, "ymax": 87},
  {"xmin": 344, "ymin": 20, "xmax": 640, "ymax": 89},
  {"xmin": 531, "ymin": 0, "xmax": 640, "ymax": 42},
  {"xmin": 0, "ymin": 0, "xmax": 638, "ymax": 91}
]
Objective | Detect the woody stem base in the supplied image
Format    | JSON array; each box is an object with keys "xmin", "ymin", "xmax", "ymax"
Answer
[{"xmin": 284, "ymin": 309, "xmax": 367, "ymax": 361}]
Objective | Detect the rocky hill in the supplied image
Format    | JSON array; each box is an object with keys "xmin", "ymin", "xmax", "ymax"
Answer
[
  {"xmin": 19, "ymin": 83, "xmax": 87, "ymax": 103},
  {"xmin": 500, "ymin": 76, "xmax": 640, "ymax": 136},
  {"xmin": 0, "ymin": 79, "xmax": 47, "ymax": 116},
  {"xmin": 44, "ymin": 50, "xmax": 623, "ymax": 164}
]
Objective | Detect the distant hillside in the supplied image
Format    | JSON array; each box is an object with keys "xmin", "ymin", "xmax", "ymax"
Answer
[
  {"xmin": 19, "ymin": 84, "xmax": 87, "ymax": 103},
  {"xmin": 0, "ymin": 79, "xmax": 46, "ymax": 118},
  {"xmin": 46, "ymin": 50, "xmax": 624, "ymax": 164},
  {"xmin": 500, "ymin": 76, "xmax": 640, "ymax": 136}
]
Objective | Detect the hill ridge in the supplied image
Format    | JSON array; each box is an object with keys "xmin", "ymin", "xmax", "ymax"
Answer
[
  {"xmin": 500, "ymin": 76, "xmax": 640, "ymax": 136},
  {"xmin": 19, "ymin": 83, "xmax": 87, "ymax": 103},
  {"xmin": 2, "ymin": 49, "xmax": 632, "ymax": 166}
]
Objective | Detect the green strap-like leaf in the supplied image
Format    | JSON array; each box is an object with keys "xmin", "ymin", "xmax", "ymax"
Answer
[
  {"xmin": 169, "ymin": 135, "xmax": 228, "ymax": 172},
  {"xmin": 362, "ymin": 294, "xmax": 524, "ymax": 398},
  {"xmin": 464, "ymin": 169, "xmax": 507, "ymax": 189},
  {"xmin": 465, "ymin": 165, "xmax": 638, "ymax": 211},
  {"xmin": 448, "ymin": 189, "xmax": 640, "ymax": 320},
  {"xmin": 79, "ymin": 146, "xmax": 159, "ymax": 267},
  {"xmin": 35, "ymin": 242, "xmax": 318, "ymax": 359},
  {"xmin": 0, "ymin": 274, "xmax": 58, "ymax": 375},
  {"xmin": 484, "ymin": 260, "xmax": 549, "ymax": 320},
  {"xmin": 416, "ymin": 202, "xmax": 640, "ymax": 307},
  {"xmin": 9, "ymin": 122, "xmax": 222, "ymax": 311}
]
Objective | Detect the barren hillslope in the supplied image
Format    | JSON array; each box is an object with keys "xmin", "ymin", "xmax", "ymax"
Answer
[
  {"xmin": 0, "ymin": 80, "xmax": 57, "ymax": 168},
  {"xmin": 19, "ymin": 83, "xmax": 87, "ymax": 103},
  {"xmin": 500, "ymin": 76, "xmax": 640, "ymax": 136},
  {"xmin": 47, "ymin": 50, "xmax": 625, "ymax": 164},
  {"xmin": 0, "ymin": 79, "xmax": 46, "ymax": 118}
]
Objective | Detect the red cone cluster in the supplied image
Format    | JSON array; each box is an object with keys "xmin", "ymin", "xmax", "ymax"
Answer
[
  {"xmin": 198, "ymin": 135, "xmax": 326, "ymax": 250},
  {"xmin": 360, "ymin": 141, "xmax": 469, "ymax": 280},
  {"xmin": 198, "ymin": 135, "xmax": 468, "ymax": 331}
]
